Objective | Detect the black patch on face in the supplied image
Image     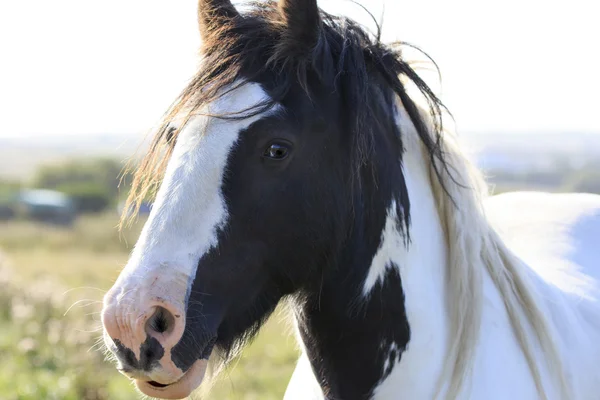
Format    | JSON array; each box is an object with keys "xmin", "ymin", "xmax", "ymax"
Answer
[
  {"xmin": 112, "ymin": 336, "xmax": 165, "ymax": 372},
  {"xmin": 170, "ymin": 294, "xmax": 221, "ymax": 371},
  {"xmin": 139, "ymin": 336, "xmax": 165, "ymax": 372},
  {"xmin": 112, "ymin": 339, "xmax": 138, "ymax": 370}
]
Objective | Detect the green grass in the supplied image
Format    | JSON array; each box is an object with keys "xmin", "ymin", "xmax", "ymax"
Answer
[{"xmin": 0, "ymin": 213, "xmax": 298, "ymax": 399}]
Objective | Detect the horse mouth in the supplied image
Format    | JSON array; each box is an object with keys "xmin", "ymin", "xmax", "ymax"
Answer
[
  {"xmin": 134, "ymin": 359, "xmax": 209, "ymax": 399},
  {"xmin": 148, "ymin": 380, "xmax": 170, "ymax": 388}
]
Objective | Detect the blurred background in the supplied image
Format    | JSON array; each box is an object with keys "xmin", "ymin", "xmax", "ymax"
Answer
[{"xmin": 0, "ymin": 0, "xmax": 598, "ymax": 399}]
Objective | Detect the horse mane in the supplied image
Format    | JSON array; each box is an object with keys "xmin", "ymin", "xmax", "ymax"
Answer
[
  {"xmin": 122, "ymin": 1, "xmax": 569, "ymax": 397},
  {"xmin": 412, "ymin": 108, "xmax": 570, "ymax": 399}
]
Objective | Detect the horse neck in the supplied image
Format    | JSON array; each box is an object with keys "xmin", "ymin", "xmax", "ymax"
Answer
[
  {"xmin": 292, "ymin": 106, "xmax": 451, "ymax": 399},
  {"xmin": 293, "ymin": 97, "xmax": 570, "ymax": 398}
]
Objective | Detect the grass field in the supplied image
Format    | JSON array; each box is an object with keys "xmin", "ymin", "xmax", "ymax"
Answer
[{"xmin": 0, "ymin": 213, "xmax": 298, "ymax": 400}]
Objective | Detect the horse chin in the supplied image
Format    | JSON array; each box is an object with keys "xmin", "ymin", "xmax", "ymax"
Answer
[{"xmin": 134, "ymin": 359, "xmax": 208, "ymax": 400}]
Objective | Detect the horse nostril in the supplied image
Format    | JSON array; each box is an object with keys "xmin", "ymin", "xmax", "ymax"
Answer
[{"xmin": 146, "ymin": 306, "xmax": 176, "ymax": 336}]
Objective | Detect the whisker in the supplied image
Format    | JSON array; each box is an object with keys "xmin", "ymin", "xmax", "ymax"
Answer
[
  {"xmin": 62, "ymin": 286, "xmax": 107, "ymax": 296},
  {"xmin": 88, "ymin": 340, "xmax": 107, "ymax": 353},
  {"xmin": 75, "ymin": 326, "xmax": 104, "ymax": 334},
  {"xmin": 85, "ymin": 311, "xmax": 102, "ymax": 317},
  {"xmin": 64, "ymin": 299, "xmax": 103, "ymax": 316}
]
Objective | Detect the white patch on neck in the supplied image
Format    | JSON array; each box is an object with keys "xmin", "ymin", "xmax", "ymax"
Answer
[
  {"xmin": 381, "ymin": 342, "xmax": 399, "ymax": 375},
  {"xmin": 362, "ymin": 200, "xmax": 407, "ymax": 295},
  {"xmin": 113, "ymin": 82, "xmax": 275, "ymax": 305},
  {"xmin": 359, "ymin": 104, "xmax": 450, "ymax": 399}
]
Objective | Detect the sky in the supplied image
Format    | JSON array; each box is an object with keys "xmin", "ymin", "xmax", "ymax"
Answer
[{"xmin": 0, "ymin": 0, "xmax": 598, "ymax": 138}]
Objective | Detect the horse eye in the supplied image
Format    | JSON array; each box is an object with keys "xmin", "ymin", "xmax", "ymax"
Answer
[{"xmin": 263, "ymin": 143, "xmax": 290, "ymax": 160}]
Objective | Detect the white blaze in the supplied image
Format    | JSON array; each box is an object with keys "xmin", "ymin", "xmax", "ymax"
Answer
[{"xmin": 111, "ymin": 82, "xmax": 272, "ymax": 308}]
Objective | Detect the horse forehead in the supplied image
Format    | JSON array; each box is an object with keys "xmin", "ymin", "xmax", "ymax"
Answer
[
  {"xmin": 169, "ymin": 81, "xmax": 268, "ymax": 139},
  {"xmin": 205, "ymin": 82, "xmax": 271, "ymax": 121},
  {"xmin": 167, "ymin": 82, "xmax": 273, "ymax": 170}
]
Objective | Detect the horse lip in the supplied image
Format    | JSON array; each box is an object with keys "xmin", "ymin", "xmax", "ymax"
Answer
[
  {"xmin": 137, "ymin": 369, "xmax": 184, "ymax": 389},
  {"xmin": 134, "ymin": 359, "xmax": 209, "ymax": 399},
  {"xmin": 148, "ymin": 380, "xmax": 172, "ymax": 388}
]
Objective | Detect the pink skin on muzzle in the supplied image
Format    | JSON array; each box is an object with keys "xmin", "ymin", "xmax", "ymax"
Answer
[{"xmin": 102, "ymin": 271, "xmax": 209, "ymax": 399}]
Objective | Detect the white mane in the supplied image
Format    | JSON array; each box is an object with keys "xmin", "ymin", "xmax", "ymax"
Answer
[{"xmin": 414, "ymin": 104, "xmax": 570, "ymax": 399}]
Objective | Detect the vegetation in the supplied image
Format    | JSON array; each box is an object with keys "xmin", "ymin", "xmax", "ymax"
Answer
[
  {"xmin": 0, "ymin": 180, "xmax": 19, "ymax": 220},
  {"xmin": 29, "ymin": 159, "xmax": 132, "ymax": 213},
  {"xmin": 563, "ymin": 169, "xmax": 600, "ymax": 194},
  {"xmin": 485, "ymin": 161, "xmax": 600, "ymax": 195},
  {"xmin": 31, "ymin": 159, "xmax": 129, "ymax": 199},
  {"xmin": 55, "ymin": 183, "xmax": 112, "ymax": 213},
  {"xmin": 0, "ymin": 214, "xmax": 298, "ymax": 400},
  {"xmin": 0, "ymin": 179, "xmax": 22, "ymax": 196}
]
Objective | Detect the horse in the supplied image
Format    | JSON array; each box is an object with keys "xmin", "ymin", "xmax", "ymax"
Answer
[{"xmin": 100, "ymin": 0, "xmax": 600, "ymax": 399}]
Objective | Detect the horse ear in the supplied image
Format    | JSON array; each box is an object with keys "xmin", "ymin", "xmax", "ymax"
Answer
[
  {"xmin": 197, "ymin": 0, "xmax": 239, "ymax": 42},
  {"xmin": 278, "ymin": 0, "xmax": 322, "ymax": 52}
]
